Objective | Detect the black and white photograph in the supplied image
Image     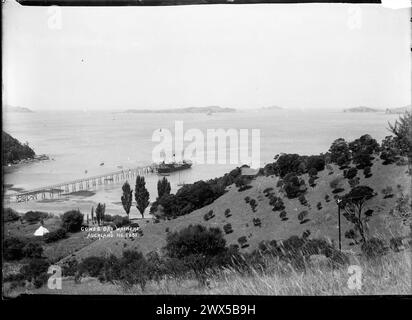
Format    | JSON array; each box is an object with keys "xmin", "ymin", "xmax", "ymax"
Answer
[{"xmin": 2, "ymin": 0, "xmax": 411, "ymax": 303}]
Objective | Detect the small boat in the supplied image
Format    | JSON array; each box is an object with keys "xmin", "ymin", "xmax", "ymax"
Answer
[{"xmin": 100, "ymin": 162, "xmax": 104, "ymax": 166}]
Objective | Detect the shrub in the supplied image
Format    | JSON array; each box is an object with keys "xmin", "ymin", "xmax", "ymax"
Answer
[
  {"xmin": 332, "ymin": 188, "xmax": 345, "ymax": 194},
  {"xmin": 61, "ymin": 258, "xmax": 79, "ymax": 276},
  {"xmin": 298, "ymin": 194, "xmax": 308, "ymax": 206},
  {"xmin": 380, "ymin": 136, "xmax": 401, "ymax": 165},
  {"xmin": 279, "ymin": 210, "xmax": 288, "ymax": 221},
  {"xmin": 263, "ymin": 187, "xmax": 274, "ymax": 194},
  {"xmin": 325, "ymin": 194, "xmax": 330, "ymax": 202},
  {"xmin": 165, "ymin": 224, "xmax": 227, "ymax": 259},
  {"xmin": 4, "ymin": 208, "xmax": 20, "ymax": 222},
  {"xmin": 244, "ymin": 196, "xmax": 251, "ymax": 203},
  {"xmin": 363, "ymin": 166, "xmax": 372, "ymax": 178},
  {"xmin": 223, "ymin": 223, "xmax": 233, "ymax": 234},
  {"xmin": 203, "ymin": 210, "xmax": 215, "ymax": 221},
  {"xmin": 382, "ymin": 186, "xmax": 394, "ymax": 199},
  {"xmin": 282, "ymin": 173, "xmax": 307, "ymax": 199},
  {"xmin": 4, "ymin": 237, "xmax": 27, "ymax": 260},
  {"xmin": 224, "ymin": 208, "xmax": 232, "ymax": 218},
  {"xmin": 344, "ymin": 167, "xmax": 358, "ymax": 180},
  {"xmin": 316, "ymin": 202, "xmax": 322, "ymax": 210},
  {"xmin": 389, "ymin": 237, "xmax": 404, "ymax": 252},
  {"xmin": 253, "ymin": 218, "xmax": 262, "ymax": 227},
  {"xmin": 270, "ymin": 196, "xmax": 285, "ymax": 211},
  {"xmin": 237, "ymin": 236, "xmax": 248, "ymax": 248},
  {"xmin": 61, "ymin": 210, "xmax": 84, "ymax": 232},
  {"xmin": 308, "ymin": 167, "xmax": 318, "ymax": 177},
  {"xmin": 387, "ymin": 111, "xmax": 412, "ymax": 158},
  {"xmin": 308, "ymin": 176, "xmax": 316, "ymax": 187},
  {"xmin": 20, "ymin": 258, "xmax": 50, "ymax": 288},
  {"xmin": 24, "ymin": 211, "xmax": 48, "ymax": 224},
  {"xmin": 348, "ymin": 177, "xmax": 360, "ymax": 188},
  {"xmin": 298, "ymin": 211, "xmax": 309, "ymax": 223},
  {"xmin": 361, "ymin": 238, "xmax": 387, "ymax": 259},
  {"xmin": 238, "ymin": 185, "xmax": 253, "ymax": 192},
  {"xmin": 112, "ymin": 215, "xmax": 130, "ymax": 228},
  {"xmin": 249, "ymin": 199, "xmax": 257, "ymax": 212},
  {"xmin": 44, "ymin": 228, "xmax": 67, "ymax": 243},
  {"xmin": 78, "ymin": 256, "xmax": 106, "ymax": 277},
  {"xmin": 22, "ymin": 242, "xmax": 43, "ymax": 258}
]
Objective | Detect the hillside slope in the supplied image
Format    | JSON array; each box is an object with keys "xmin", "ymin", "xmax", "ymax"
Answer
[{"xmin": 67, "ymin": 158, "xmax": 410, "ymax": 261}]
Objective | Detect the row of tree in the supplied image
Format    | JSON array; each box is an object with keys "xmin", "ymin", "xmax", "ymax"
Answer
[{"xmin": 120, "ymin": 176, "xmax": 171, "ymax": 219}]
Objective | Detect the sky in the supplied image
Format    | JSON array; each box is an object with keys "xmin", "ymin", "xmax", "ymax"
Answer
[{"xmin": 2, "ymin": 1, "xmax": 411, "ymax": 111}]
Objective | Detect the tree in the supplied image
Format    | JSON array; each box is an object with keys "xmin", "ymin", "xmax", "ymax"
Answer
[
  {"xmin": 91, "ymin": 206, "xmax": 95, "ymax": 224},
  {"xmin": 388, "ymin": 111, "xmax": 412, "ymax": 160},
  {"xmin": 62, "ymin": 210, "xmax": 84, "ymax": 232},
  {"xmin": 340, "ymin": 186, "xmax": 376, "ymax": 243},
  {"xmin": 121, "ymin": 181, "xmax": 133, "ymax": 218},
  {"xmin": 157, "ymin": 177, "xmax": 171, "ymax": 199},
  {"xmin": 329, "ymin": 138, "xmax": 351, "ymax": 167},
  {"xmin": 135, "ymin": 176, "xmax": 150, "ymax": 219},
  {"xmin": 95, "ymin": 203, "xmax": 106, "ymax": 226}
]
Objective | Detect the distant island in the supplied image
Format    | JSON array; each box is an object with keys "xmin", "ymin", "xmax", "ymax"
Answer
[
  {"xmin": 124, "ymin": 106, "xmax": 236, "ymax": 114},
  {"xmin": 261, "ymin": 105, "xmax": 283, "ymax": 110},
  {"xmin": 343, "ymin": 106, "xmax": 381, "ymax": 113},
  {"xmin": 385, "ymin": 105, "xmax": 411, "ymax": 114},
  {"xmin": 4, "ymin": 105, "xmax": 34, "ymax": 113}
]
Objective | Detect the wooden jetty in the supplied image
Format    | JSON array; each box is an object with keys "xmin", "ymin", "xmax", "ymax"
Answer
[{"xmin": 4, "ymin": 164, "xmax": 158, "ymax": 203}]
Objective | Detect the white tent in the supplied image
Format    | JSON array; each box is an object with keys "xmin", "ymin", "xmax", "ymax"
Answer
[{"xmin": 34, "ymin": 225, "xmax": 50, "ymax": 236}]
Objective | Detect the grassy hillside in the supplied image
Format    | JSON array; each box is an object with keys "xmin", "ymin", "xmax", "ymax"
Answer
[{"xmin": 66, "ymin": 158, "xmax": 410, "ymax": 261}]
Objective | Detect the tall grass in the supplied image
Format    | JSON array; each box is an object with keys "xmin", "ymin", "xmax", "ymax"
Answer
[{"xmin": 120, "ymin": 250, "xmax": 411, "ymax": 295}]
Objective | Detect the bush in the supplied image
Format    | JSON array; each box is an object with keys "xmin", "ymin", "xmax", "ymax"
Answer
[
  {"xmin": 61, "ymin": 210, "xmax": 84, "ymax": 232},
  {"xmin": 389, "ymin": 237, "xmax": 404, "ymax": 252},
  {"xmin": 22, "ymin": 242, "xmax": 43, "ymax": 258},
  {"xmin": 253, "ymin": 218, "xmax": 262, "ymax": 227},
  {"xmin": 224, "ymin": 208, "xmax": 232, "ymax": 218},
  {"xmin": 237, "ymin": 236, "xmax": 248, "ymax": 248},
  {"xmin": 279, "ymin": 210, "xmax": 288, "ymax": 221},
  {"xmin": 223, "ymin": 223, "xmax": 233, "ymax": 234},
  {"xmin": 61, "ymin": 258, "xmax": 79, "ymax": 276},
  {"xmin": 308, "ymin": 167, "xmax": 318, "ymax": 177},
  {"xmin": 298, "ymin": 194, "xmax": 308, "ymax": 206},
  {"xmin": 20, "ymin": 258, "xmax": 50, "ymax": 288},
  {"xmin": 112, "ymin": 215, "xmax": 130, "ymax": 228},
  {"xmin": 308, "ymin": 176, "xmax": 316, "ymax": 187},
  {"xmin": 263, "ymin": 187, "xmax": 274, "ymax": 194},
  {"xmin": 4, "ymin": 208, "xmax": 20, "ymax": 222},
  {"xmin": 325, "ymin": 194, "xmax": 330, "ymax": 202},
  {"xmin": 348, "ymin": 177, "xmax": 360, "ymax": 188},
  {"xmin": 344, "ymin": 167, "xmax": 358, "ymax": 180},
  {"xmin": 270, "ymin": 195, "xmax": 285, "ymax": 211},
  {"xmin": 282, "ymin": 173, "xmax": 307, "ymax": 199},
  {"xmin": 165, "ymin": 224, "xmax": 227, "ymax": 259},
  {"xmin": 44, "ymin": 228, "xmax": 67, "ymax": 243},
  {"xmin": 203, "ymin": 210, "xmax": 215, "ymax": 221},
  {"xmin": 249, "ymin": 199, "xmax": 257, "ymax": 212},
  {"xmin": 363, "ymin": 166, "xmax": 372, "ymax": 178},
  {"xmin": 238, "ymin": 185, "xmax": 253, "ymax": 192},
  {"xmin": 316, "ymin": 202, "xmax": 322, "ymax": 210},
  {"xmin": 382, "ymin": 186, "xmax": 394, "ymax": 199},
  {"xmin": 78, "ymin": 256, "xmax": 106, "ymax": 277},
  {"xmin": 4, "ymin": 237, "xmax": 27, "ymax": 260},
  {"xmin": 298, "ymin": 211, "xmax": 309, "ymax": 223},
  {"xmin": 24, "ymin": 211, "xmax": 48, "ymax": 224},
  {"xmin": 361, "ymin": 238, "xmax": 387, "ymax": 259},
  {"xmin": 332, "ymin": 188, "xmax": 345, "ymax": 194}
]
